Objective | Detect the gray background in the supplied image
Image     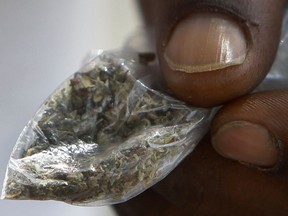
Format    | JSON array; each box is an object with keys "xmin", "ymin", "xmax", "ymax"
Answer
[{"xmin": 0, "ymin": 0, "xmax": 141, "ymax": 215}]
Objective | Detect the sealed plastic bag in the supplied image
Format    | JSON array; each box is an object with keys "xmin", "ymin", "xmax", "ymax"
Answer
[{"xmin": 1, "ymin": 50, "xmax": 213, "ymax": 205}]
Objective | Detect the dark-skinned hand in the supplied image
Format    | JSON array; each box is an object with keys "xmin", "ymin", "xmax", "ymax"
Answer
[{"xmin": 114, "ymin": 1, "xmax": 288, "ymax": 215}]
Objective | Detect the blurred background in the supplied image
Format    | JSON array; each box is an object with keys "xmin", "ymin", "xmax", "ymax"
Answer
[{"xmin": 0, "ymin": 0, "xmax": 141, "ymax": 215}]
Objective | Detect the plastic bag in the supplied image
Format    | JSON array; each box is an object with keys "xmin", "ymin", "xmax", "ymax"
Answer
[
  {"xmin": 1, "ymin": 50, "xmax": 213, "ymax": 206},
  {"xmin": 256, "ymin": 9, "xmax": 288, "ymax": 91}
]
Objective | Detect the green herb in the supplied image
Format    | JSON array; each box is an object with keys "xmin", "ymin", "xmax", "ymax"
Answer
[{"xmin": 2, "ymin": 54, "xmax": 205, "ymax": 205}]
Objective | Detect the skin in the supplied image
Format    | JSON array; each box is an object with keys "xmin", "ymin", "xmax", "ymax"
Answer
[
  {"xmin": 114, "ymin": 1, "xmax": 288, "ymax": 215},
  {"xmin": 139, "ymin": 0, "xmax": 285, "ymax": 107}
]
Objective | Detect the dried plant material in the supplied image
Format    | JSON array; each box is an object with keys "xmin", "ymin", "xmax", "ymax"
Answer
[{"xmin": 2, "ymin": 52, "xmax": 211, "ymax": 205}]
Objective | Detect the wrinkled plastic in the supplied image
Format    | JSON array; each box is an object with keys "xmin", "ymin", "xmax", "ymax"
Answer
[
  {"xmin": 1, "ymin": 50, "xmax": 213, "ymax": 206},
  {"xmin": 256, "ymin": 9, "xmax": 288, "ymax": 91}
]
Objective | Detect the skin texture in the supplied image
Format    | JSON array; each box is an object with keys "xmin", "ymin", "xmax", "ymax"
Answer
[
  {"xmin": 113, "ymin": 1, "xmax": 288, "ymax": 215},
  {"xmin": 138, "ymin": 0, "xmax": 285, "ymax": 107}
]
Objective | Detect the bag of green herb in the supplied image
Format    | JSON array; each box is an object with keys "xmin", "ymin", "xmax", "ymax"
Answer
[{"xmin": 1, "ymin": 50, "xmax": 213, "ymax": 205}]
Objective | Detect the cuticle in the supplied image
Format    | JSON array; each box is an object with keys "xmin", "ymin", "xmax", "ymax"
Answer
[
  {"xmin": 268, "ymin": 137, "xmax": 286, "ymax": 173},
  {"xmin": 253, "ymin": 133, "xmax": 284, "ymax": 173}
]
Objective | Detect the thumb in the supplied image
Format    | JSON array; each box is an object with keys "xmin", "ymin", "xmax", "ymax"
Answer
[{"xmin": 139, "ymin": 0, "xmax": 286, "ymax": 107}]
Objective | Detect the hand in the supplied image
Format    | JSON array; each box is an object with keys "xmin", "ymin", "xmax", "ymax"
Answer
[{"xmin": 114, "ymin": 1, "xmax": 288, "ymax": 215}]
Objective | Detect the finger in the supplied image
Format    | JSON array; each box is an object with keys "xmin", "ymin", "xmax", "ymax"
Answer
[
  {"xmin": 138, "ymin": 0, "xmax": 286, "ymax": 107},
  {"xmin": 115, "ymin": 91, "xmax": 288, "ymax": 215},
  {"xmin": 153, "ymin": 135, "xmax": 288, "ymax": 215},
  {"xmin": 211, "ymin": 90, "xmax": 288, "ymax": 168}
]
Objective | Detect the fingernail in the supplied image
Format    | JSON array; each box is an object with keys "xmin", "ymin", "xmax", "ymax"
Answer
[
  {"xmin": 164, "ymin": 13, "xmax": 247, "ymax": 73},
  {"xmin": 212, "ymin": 121, "xmax": 279, "ymax": 167}
]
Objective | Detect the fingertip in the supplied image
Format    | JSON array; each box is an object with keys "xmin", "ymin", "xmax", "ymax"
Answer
[
  {"xmin": 154, "ymin": 1, "xmax": 285, "ymax": 107},
  {"xmin": 210, "ymin": 90, "xmax": 288, "ymax": 170},
  {"xmin": 211, "ymin": 121, "xmax": 279, "ymax": 168}
]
